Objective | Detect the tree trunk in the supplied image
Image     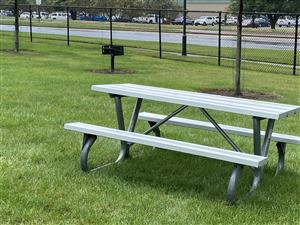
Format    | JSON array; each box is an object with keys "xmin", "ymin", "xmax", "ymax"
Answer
[
  {"xmin": 234, "ymin": 0, "xmax": 243, "ymax": 96},
  {"xmin": 268, "ymin": 14, "xmax": 279, "ymax": 30}
]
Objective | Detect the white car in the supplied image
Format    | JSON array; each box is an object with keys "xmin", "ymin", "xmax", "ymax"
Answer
[
  {"xmin": 32, "ymin": 11, "xmax": 49, "ymax": 19},
  {"xmin": 194, "ymin": 16, "xmax": 217, "ymax": 26},
  {"xmin": 0, "ymin": 10, "xmax": 6, "ymax": 16},
  {"xmin": 226, "ymin": 16, "xmax": 237, "ymax": 24},
  {"xmin": 50, "ymin": 12, "xmax": 67, "ymax": 20},
  {"xmin": 146, "ymin": 14, "xmax": 164, "ymax": 24},
  {"xmin": 132, "ymin": 16, "xmax": 147, "ymax": 23},
  {"xmin": 277, "ymin": 16, "xmax": 296, "ymax": 27},
  {"xmin": 20, "ymin": 12, "xmax": 31, "ymax": 19}
]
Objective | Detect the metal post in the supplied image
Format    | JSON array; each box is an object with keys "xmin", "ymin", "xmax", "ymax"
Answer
[
  {"xmin": 158, "ymin": 10, "xmax": 162, "ymax": 59},
  {"xmin": 37, "ymin": 5, "xmax": 40, "ymax": 22},
  {"xmin": 109, "ymin": 8, "xmax": 114, "ymax": 73},
  {"xmin": 67, "ymin": 7, "xmax": 70, "ymax": 46},
  {"xmin": 113, "ymin": 96, "xmax": 129, "ymax": 161},
  {"xmin": 218, "ymin": 11, "xmax": 222, "ymax": 66},
  {"xmin": 261, "ymin": 119, "xmax": 275, "ymax": 157},
  {"xmin": 253, "ymin": 117, "xmax": 262, "ymax": 155},
  {"xmin": 293, "ymin": 15, "xmax": 299, "ymax": 75},
  {"xmin": 14, "ymin": 0, "xmax": 19, "ymax": 52},
  {"xmin": 182, "ymin": 0, "xmax": 187, "ymax": 56},
  {"xmin": 234, "ymin": 0, "xmax": 243, "ymax": 96},
  {"xmin": 29, "ymin": 5, "xmax": 32, "ymax": 42}
]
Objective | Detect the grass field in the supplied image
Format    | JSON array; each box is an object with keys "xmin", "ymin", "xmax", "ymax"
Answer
[
  {"xmin": 1, "ymin": 31, "xmax": 300, "ymax": 225},
  {"xmin": 0, "ymin": 30, "xmax": 298, "ymax": 76}
]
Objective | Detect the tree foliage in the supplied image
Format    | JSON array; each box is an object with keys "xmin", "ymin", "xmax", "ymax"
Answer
[
  {"xmin": 229, "ymin": 0, "xmax": 300, "ymax": 13},
  {"xmin": 0, "ymin": 0, "xmax": 179, "ymax": 8},
  {"xmin": 229, "ymin": 0, "xmax": 300, "ymax": 29}
]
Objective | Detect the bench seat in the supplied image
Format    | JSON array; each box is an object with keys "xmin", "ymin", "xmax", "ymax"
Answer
[
  {"xmin": 138, "ymin": 112, "xmax": 300, "ymax": 145},
  {"xmin": 64, "ymin": 122, "xmax": 267, "ymax": 168}
]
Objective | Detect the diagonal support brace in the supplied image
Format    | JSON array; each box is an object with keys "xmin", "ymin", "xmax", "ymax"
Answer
[{"xmin": 199, "ymin": 108, "xmax": 242, "ymax": 152}]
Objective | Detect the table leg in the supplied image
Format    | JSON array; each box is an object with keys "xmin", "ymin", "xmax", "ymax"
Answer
[
  {"xmin": 113, "ymin": 96, "xmax": 143, "ymax": 162},
  {"xmin": 113, "ymin": 95, "xmax": 130, "ymax": 162},
  {"xmin": 251, "ymin": 118, "xmax": 275, "ymax": 191},
  {"xmin": 227, "ymin": 164, "xmax": 243, "ymax": 203},
  {"xmin": 128, "ymin": 98, "xmax": 143, "ymax": 133},
  {"xmin": 275, "ymin": 142, "xmax": 286, "ymax": 176},
  {"xmin": 80, "ymin": 134, "xmax": 97, "ymax": 171}
]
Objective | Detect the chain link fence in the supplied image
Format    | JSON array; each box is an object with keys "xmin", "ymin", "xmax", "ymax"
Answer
[{"xmin": 0, "ymin": 4, "xmax": 299, "ymax": 75}]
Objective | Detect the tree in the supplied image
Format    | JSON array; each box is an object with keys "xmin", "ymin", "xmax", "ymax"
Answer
[{"xmin": 229, "ymin": 0, "xmax": 300, "ymax": 29}]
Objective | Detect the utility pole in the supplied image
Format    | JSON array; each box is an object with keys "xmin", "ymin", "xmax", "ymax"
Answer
[
  {"xmin": 234, "ymin": 0, "xmax": 243, "ymax": 96},
  {"xmin": 14, "ymin": 0, "xmax": 19, "ymax": 52}
]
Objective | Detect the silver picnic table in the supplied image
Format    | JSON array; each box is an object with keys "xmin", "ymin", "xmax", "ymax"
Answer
[{"xmin": 91, "ymin": 83, "xmax": 300, "ymax": 193}]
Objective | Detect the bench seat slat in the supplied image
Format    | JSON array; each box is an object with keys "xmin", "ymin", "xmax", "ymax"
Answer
[
  {"xmin": 138, "ymin": 112, "xmax": 300, "ymax": 145},
  {"xmin": 64, "ymin": 122, "xmax": 267, "ymax": 168}
]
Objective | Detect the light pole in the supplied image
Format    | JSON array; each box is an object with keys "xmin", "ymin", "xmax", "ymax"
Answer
[{"xmin": 182, "ymin": 0, "xmax": 187, "ymax": 56}]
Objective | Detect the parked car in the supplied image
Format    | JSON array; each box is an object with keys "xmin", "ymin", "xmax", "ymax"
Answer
[
  {"xmin": 0, "ymin": 10, "xmax": 6, "ymax": 16},
  {"xmin": 114, "ymin": 15, "xmax": 132, "ymax": 22},
  {"xmin": 146, "ymin": 14, "xmax": 165, "ymax": 24},
  {"xmin": 132, "ymin": 16, "xmax": 147, "ymax": 23},
  {"xmin": 226, "ymin": 16, "xmax": 237, "ymax": 24},
  {"xmin": 80, "ymin": 15, "xmax": 107, "ymax": 22},
  {"xmin": 277, "ymin": 16, "xmax": 296, "ymax": 27},
  {"xmin": 20, "ymin": 12, "xmax": 31, "ymax": 19},
  {"xmin": 2, "ymin": 10, "xmax": 13, "ymax": 16},
  {"xmin": 50, "ymin": 12, "xmax": 68, "ymax": 20},
  {"xmin": 242, "ymin": 18, "xmax": 270, "ymax": 28},
  {"xmin": 172, "ymin": 16, "xmax": 193, "ymax": 25},
  {"xmin": 194, "ymin": 16, "xmax": 217, "ymax": 26},
  {"xmin": 32, "ymin": 11, "xmax": 49, "ymax": 19}
]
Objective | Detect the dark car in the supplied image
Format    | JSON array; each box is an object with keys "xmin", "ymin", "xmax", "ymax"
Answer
[
  {"xmin": 242, "ymin": 18, "xmax": 270, "ymax": 28},
  {"xmin": 172, "ymin": 16, "xmax": 193, "ymax": 25},
  {"xmin": 114, "ymin": 16, "xmax": 132, "ymax": 23},
  {"xmin": 80, "ymin": 15, "xmax": 107, "ymax": 22}
]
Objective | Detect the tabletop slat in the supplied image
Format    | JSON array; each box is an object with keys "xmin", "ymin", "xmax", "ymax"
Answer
[{"xmin": 91, "ymin": 83, "xmax": 300, "ymax": 120}]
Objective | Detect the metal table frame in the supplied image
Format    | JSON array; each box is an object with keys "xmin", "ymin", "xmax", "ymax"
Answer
[{"xmin": 82, "ymin": 92, "xmax": 277, "ymax": 202}]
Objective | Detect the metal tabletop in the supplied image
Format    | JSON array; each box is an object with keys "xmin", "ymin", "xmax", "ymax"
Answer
[{"xmin": 92, "ymin": 83, "xmax": 300, "ymax": 120}]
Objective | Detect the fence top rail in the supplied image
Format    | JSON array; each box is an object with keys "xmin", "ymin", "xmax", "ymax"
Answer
[{"xmin": 1, "ymin": 4, "xmax": 299, "ymax": 16}]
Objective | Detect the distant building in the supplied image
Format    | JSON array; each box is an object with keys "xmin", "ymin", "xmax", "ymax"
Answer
[{"xmin": 176, "ymin": 0, "xmax": 230, "ymax": 18}]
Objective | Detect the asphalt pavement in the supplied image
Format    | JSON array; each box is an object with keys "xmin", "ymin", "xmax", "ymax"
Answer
[{"xmin": 1, "ymin": 24, "xmax": 298, "ymax": 50}]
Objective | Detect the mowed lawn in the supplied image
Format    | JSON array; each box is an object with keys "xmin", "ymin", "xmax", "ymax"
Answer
[{"xmin": 0, "ymin": 31, "xmax": 300, "ymax": 225}]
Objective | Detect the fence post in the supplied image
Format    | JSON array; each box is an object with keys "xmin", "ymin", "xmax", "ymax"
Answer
[
  {"xmin": 234, "ymin": 0, "xmax": 243, "ymax": 96},
  {"xmin": 293, "ymin": 15, "xmax": 299, "ymax": 75},
  {"xmin": 218, "ymin": 11, "xmax": 222, "ymax": 66},
  {"xmin": 109, "ymin": 8, "xmax": 114, "ymax": 73},
  {"xmin": 67, "ymin": 6, "xmax": 70, "ymax": 46},
  {"xmin": 14, "ymin": 0, "xmax": 19, "ymax": 52},
  {"xmin": 158, "ymin": 10, "xmax": 162, "ymax": 59},
  {"xmin": 29, "ymin": 4, "xmax": 32, "ymax": 42},
  {"xmin": 182, "ymin": 0, "xmax": 187, "ymax": 56}
]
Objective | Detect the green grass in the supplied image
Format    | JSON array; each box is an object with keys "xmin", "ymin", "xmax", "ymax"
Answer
[
  {"xmin": 0, "ymin": 30, "xmax": 298, "ymax": 75},
  {"xmin": 1, "ymin": 31, "xmax": 300, "ymax": 225}
]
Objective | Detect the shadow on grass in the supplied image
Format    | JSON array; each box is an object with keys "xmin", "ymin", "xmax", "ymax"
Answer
[{"xmin": 89, "ymin": 146, "xmax": 300, "ymax": 206}]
